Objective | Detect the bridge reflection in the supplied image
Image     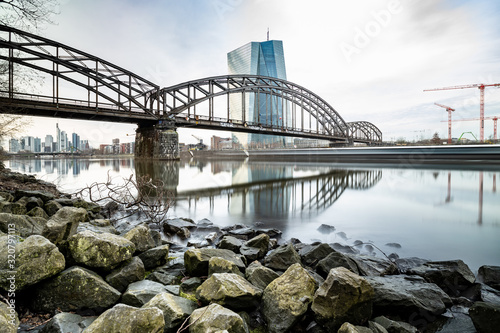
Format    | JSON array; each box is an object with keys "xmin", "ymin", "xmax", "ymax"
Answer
[{"xmin": 135, "ymin": 160, "xmax": 382, "ymax": 219}]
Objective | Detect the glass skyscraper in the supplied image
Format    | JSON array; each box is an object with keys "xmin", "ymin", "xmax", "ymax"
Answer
[{"xmin": 227, "ymin": 40, "xmax": 290, "ymax": 148}]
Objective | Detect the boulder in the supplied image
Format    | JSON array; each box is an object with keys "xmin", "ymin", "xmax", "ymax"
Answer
[
  {"xmin": 240, "ymin": 233, "xmax": 270, "ymax": 261},
  {"xmin": 317, "ymin": 224, "xmax": 336, "ymax": 234},
  {"xmin": 0, "ymin": 191, "xmax": 14, "ymax": 202},
  {"xmin": 42, "ymin": 206, "xmax": 88, "ymax": 244},
  {"xmin": 149, "ymin": 260, "xmax": 185, "ymax": 286},
  {"xmin": 68, "ymin": 230, "xmax": 135, "ymax": 270},
  {"xmin": 180, "ymin": 277, "xmax": 202, "ymax": 294},
  {"xmin": 40, "ymin": 312, "xmax": 96, "ymax": 333},
  {"xmin": 217, "ymin": 235, "xmax": 243, "ymax": 253},
  {"xmin": 228, "ymin": 226, "xmax": 256, "ymax": 240},
  {"xmin": 316, "ymin": 251, "xmax": 360, "ymax": 277},
  {"xmin": 264, "ymin": 243, "xmax": 301, "ymax": 271},
  {"xmin": 262, "ymin": 263, "xmax": 317, "ymax": 333},
  {"xmin": 76, "ymin": 220, "xmax": 119, "ymax": 235},
  {"xmin": 337, "ymin": 323, "xmax": 373, "ymax": 333},
  {"xmin": 105, "ymin": 256, "xmax": 145, "ymax": 292},
  {"xmin": 188, "ymin": 303, "xmax": 249, "ymax": 333},
  {"xmin": 407, "ymin": 260, "xmax": 475, "ymax": 296},
  {"xmin": 477, "ymin": 265, "xmax": 500, "ymax": 291},
  {"xmin": 0, "ymin": 201, "xmax": 27, "ymax": 215},
  {"xmin": 30, "ymin": 266, "xmax": 121, "ymax": 312},
  {"xmin": 14, "ymin": 189, "xmax": 55, "ymax": 203},
  {"xmin": 245, "ymin": 261, "xmax": 280, "ymax": 290},
  {"xmin": 0, "ymin": 213, "xmax": 47, "ymax": 237},
  {"xmin": 365, "ymin": 275, "xmax": 452, "ymax": 320},
  {"xmin": 469, "ymin": 301, "xmax": 500, "ymax": 333},
  {"xmin": 312, "ymin": 267, "xmax": 374, "ymax": 331},
  {"xmin": 394, "ymin": 257, "xmax": 429, "ymax": 273},
  {"xmin": 27, "ymin": 206, "xmax": 50, "ymax": 219},
  {"xmin": 84, "ymin": 303, "xmax": 164, "ymax": 333},
  {"xmin": 0, "ymin": 301, "xmax": 18, "ymax": 333},
  {"xmin": 208, "ymin": 256, "xmax": 244, "ymax": 276},
  {"xmin": 142, "ymin": 292, "xmax": 197, "ymax": 331},
  {"xmin": 373, "ymin": 316, "xmax": 418, "ymax": 333},
  {"xmin": 17, "ymin": 196, "xmax": 44, "ymax": 211},
  {"xmin": 299, "ymin": 243, "xmax": 335, "ymax": 267},
  {"xmin": 0, "ymin": 235, "xmax": 65, "ymax": 291},
  {"xmin": 196, "ymin": 273, "xmax": 262, "ymax": 310},
  {"xmin": 44, "ymin": 200, "xmax": 63, "ymax": 216},
  {"xmin": 346, "ymin": 254, "xmax": 398, "ymax": 276},
  {"xmin": 121, "ymin": 280, "xmax": 170, "ymax": 307},
  {"xmin": 331, "ymin": 243, "xmax": 359, "ymax": 254},
  {"xmin": 368, "ymin": 321, "xmax": 389, "ymax": 333},
  {"xmin": 123, "ymin": 225, "xmax": 155, "ymax": 253},
  {"xmin": 184, "ymin": 248, "xmax": 245, "ymax": 277},
  {"xmin": 138, "ymin": 244, "xmax": 170, "ymax": 270},
  {"xmin": 163, "ymin": 218, "xmax": 197, "ymax": 236}
]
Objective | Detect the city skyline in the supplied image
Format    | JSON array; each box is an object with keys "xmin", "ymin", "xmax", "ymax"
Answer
[{"xmin": 2, "ymin": 0, "xmax": 500, "ymax": 146}]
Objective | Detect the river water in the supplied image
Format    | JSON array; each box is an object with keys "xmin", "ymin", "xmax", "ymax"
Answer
[{"xmin": 6, "ymin": 157, "xmax": 500, "ymax": 273}]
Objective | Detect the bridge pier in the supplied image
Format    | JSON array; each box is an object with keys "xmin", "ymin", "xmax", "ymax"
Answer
[{"xmin": 134, "ymin": 122, "xmax": 180, "ymax": 160}]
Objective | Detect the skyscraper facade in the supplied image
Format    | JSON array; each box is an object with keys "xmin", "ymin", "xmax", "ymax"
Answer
[{"xmin": 227, "ymin": 40, "xmax": 290, "ymax": 148}]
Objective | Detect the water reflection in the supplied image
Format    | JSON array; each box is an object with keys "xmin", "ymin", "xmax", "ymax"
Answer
[{"xmin": 134, "ymin": 159, "xmax": 382, "ymax": 222}]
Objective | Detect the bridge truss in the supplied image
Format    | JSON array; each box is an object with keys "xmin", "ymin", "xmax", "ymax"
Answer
[{"xmin": 0, "ymin": 24, "xmax": 382, "ymax": 144}]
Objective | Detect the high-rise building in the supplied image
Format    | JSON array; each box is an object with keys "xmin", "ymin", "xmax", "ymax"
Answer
[
  {"xmin": 34, "ymin": 138, "xmax": 42, "ymax": 153},
  {"xmin": 9, "ymin": 138, "xmax": 20, "ymax": 153},
  {"xmin": 72, "ymin": 133, "xmax": 80, "ymax": 151},
  {"xmin": 56, "ymin": 123, "xmax": 61, "ymax": 152},
  {"xmin": 227, "ymin": 39, "xmax": 290, "ymax": 148},
  {"xmin": 44, "ymin": 135, "xmax": 53, "ymax": 153},
  {"xmin": 60, "ymin": 131, "xmax": 68, "ymax": 152}
]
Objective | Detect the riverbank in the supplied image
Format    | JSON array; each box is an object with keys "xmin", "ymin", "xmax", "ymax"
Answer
[{"xmin": 0, "ymin": 169, "xmax": 499, "ymax": 332}]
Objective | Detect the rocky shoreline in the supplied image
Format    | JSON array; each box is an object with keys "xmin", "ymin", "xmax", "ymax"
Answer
[{"xmin": 0, "ymin": 169, "xmax": 499, "ymax": 333}]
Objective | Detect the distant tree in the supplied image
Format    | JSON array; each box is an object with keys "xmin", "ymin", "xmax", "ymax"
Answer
[{"xmin": 431, "ymin": 132, "xmax": 441, "ymax": 145}]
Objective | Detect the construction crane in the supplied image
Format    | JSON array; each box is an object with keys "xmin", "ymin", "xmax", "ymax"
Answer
[
  {"xmin": 434, "ymin": 103, "xmax": 455, "ymax": 144},
  {"xmin": 441, "ymin": 116, "xmax": 499, "ymax": 141},
  {"xmin": 424, "ymin": 83, "xmax": 500, "ymax": 142},
  {"xmin": 190, "ymin": 134, "xmax": 206, "ymax": 151}
]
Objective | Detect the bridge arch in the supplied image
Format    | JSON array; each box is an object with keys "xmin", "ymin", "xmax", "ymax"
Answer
[{"xmin": 347, "ymin": 121, "xmax": 383, "ymax": 144}]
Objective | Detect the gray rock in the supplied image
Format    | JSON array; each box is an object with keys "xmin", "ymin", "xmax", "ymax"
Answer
[
  {"xmin": 105, "ymin": 256, "xmax": 145, "ymax": 292},
  {"xmin": 163, "ymin": 218, "xmax": 197, "ymax": 236},
  {"xmin": 317, "ymin": 224, "xmax": 336, "ymax": 234},
  {"xmin": 218, "ymin": 235, "xmax": 244, "ymax": 253},
  {"xmin": 68, "ymin": 230, "xmax": 135, "ymax": 270},
  {"xmin": 299, "ymin": 243, "xmax": 335, "ymax": 268},
  {"xmin": 0, "ymin": 301, "xmax": 18, "ymax": 333},
  {"xmin": 331, "ymin": 242, "xmax": 359, "ymax": 254},
  {"xmin": 196, "ymin": 273, "xmax": 262, "ymax": 310},
  {"xmin": 257, "ymin": 228, "xmax": 282, "ymax": 238},
  {"xmin": 180, "ymin": 277, "xmax": 203, "ymax": 294},
  {"xmin": 138, "ymin": 244, "xmax": 170, "ymax": 270},
  {"xmin": 477, "ymin": 265, "xmax": 500, "ymax": 291},
  {"xmin": 208, "ymin": 256, "xmax": 244, "ymax": 276},
  {"xmin": 17, "ymin": 196, "xmax": 44, "ymax": 211},
  {"xmin": 469, "ymin": 301, "xmax": 500, "ymax": 333},
  {"xmin": 83, "ymin": 303, "xmax": 165, "ymax": 333},
  {"xmin": 316, "ymin": 251, "xmax": 360, "ymax": 277},
  {"xmin": 0, "ymin": 213, "xmax": 47, "ymax": 237},
  {"xmin": 337, "ymin": 323, "xmax": 373, "ymax": 333},
  {"xmin": 407, "ymin": 260, "xmax": 476, "ymax": 296},
  {"xmin": 365, "ymin": 275, "xmax": 452, "ymax": 319},
  {"xmin": 0, "ymin": 235, "xmax": 65, "ymax": 291},
  {"xmin": 373, "ymin": 316, "xmax": 418, "ymax": 333},
  {"xmin": 188, "ymin": 303, "xmax": 249, "ymax": 333},
  {"xmin": 228, "ymin": 226, "xmax": 255, "ymax": 240},
  {"xmin": 42, "ymin": 206, "xmax": 88, "ymax": 244},
  {"xmin": 346, "ymin": 254, "xmax": 398, "ymax": 276},
  {"xmin": 142, "ymin": 292, "xmax": 197, "ymax": 331},
  {"xmin": 123, "ymin": 225, "xmax": 156, "ymax": 253},
  {"xmin": 40, "ymin": 312, "xmax": 96, "ymax": 333},
  {"xmin": 394, "ymin": 257, "xmax": 429, "ymax": 273},
  {"xmin": 368, "ymin": 321, "xmax": 389, "ymax": 333},
  {"xmin": 15, "ymin": 189, "xmax": 55, "ymax": 203},
  {"xmin": 0, "ymin": 191, "xmax": 14, "ymax": 202},
  {"xmin": 184, "ymin": 248, "xmax": 245, "ymax": 277},
  {"xmin": 31, "ymin": 266, "xmax": 121, "ymax": 312},
  {"xmin": 312, "ymin": 267, "xmax": 374, "ymax": 332},
  {"xmin": 0, "ymin": 201, "xmax": 27, "ymax": 215},
  {"xmin": 262, "ymin": 263, "xmax": 317, "ymax": 333},
  {"xmin": 264, "ymin": 243, "xmax": 301, "ymax": 271},
  {"xmin": 77, "ymin": 221, "xmax": 119, "ymax": 235},
  {"xmin": 44, "ymin": 200, "xmax": 63, "ymax": 216},
  {"xmin": 240, "ymin": 233, "xmax": 269, "ymax": 260},
  {"xmin": 122, "ymin": 280, "xmax": 170, "ymax": 307},
  {"xmin": 27, "ymin": 206, "xmax": 50, "ymax": 219},
  {"xmin": 245, "ymin": 261, "xmax": 280, "ymax": 290}
]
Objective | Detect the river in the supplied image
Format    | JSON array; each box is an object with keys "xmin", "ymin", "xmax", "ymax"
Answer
[{"xmin": 6, "ymin": 156, "xmax": 500, "ymax": 273}]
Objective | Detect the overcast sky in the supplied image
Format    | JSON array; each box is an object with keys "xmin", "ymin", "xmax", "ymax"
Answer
[{"xmin": 7, "ymin": 0, "xmax": 500, "ymax": 146}]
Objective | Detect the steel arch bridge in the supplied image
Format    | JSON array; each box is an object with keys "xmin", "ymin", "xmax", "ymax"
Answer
[{"xmin": 0, "ymin": 24, "xmax": 382, "ymax": 145}]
